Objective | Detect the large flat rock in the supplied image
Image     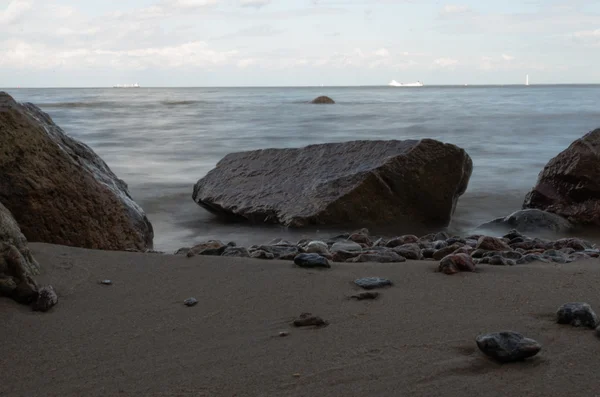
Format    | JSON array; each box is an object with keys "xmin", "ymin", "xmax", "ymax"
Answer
[
  {"xmin": 0, "ymin": 92, "xmax": 153, "ymax": 251},
  {"xmin": 193, "ymin": 139, "xmax": 472, "ymax": 228},
  {"xmin": 524, "ymin": 128, "xmax": 600, "ymax": 226}
]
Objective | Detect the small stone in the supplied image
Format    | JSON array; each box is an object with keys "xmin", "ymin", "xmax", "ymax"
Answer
[
  {"xmin": 293, "ymin": 373, "xmax": 301, "ymax": 378},
  {"xmin": 432, "ymin": 243, "xmax": 464, "ymax": 260},
  {"xmin": 293, "ymin": 313, "xmax": 328, "ymax": 327},
  {"xmin": 476, "ymin": 331, "xmax": 542, "ymax": 363},
  {"xmin": 186, "ymin": 240, "xmax": 226, "ymax": 257},
  {"xmin": 488, "ymin": 255, "xmax": 516, "ymax": 266},
  {"xmin": 393, "ymin": 243, "xmax": 422, "ymax": 260},
  {"xmin": 330, "ymin": 241, "xmax": 362, "ymax": 253},
  {"xmin": 184, "ymin": 297, "xmax": 198, "ymax": 307},
  {"xmin": 476, "ymin": 236, "xmax": 512, "ymax": 251},
  {"xmin": 557, "ymin": 302, "xmax": 599, "ymax": 329},
  {"xmin": 251, "ymin": 250, "xmax": 275, "ymax": 260},
  {"xmin": 348, "ymin": 233, "xmax": 372, "ymax": 245},
  {"xmin": 553, "ymin": 238, "xmax": 592, "ymax": 251},
  {"xmin": 279, "ymin": 331, "xmax": 290, "ymax": 337},
  {"xmin": 434, "ymin": 231, "xmax": 450, "ymax": 241},
  {"xmin": 433, "ymin": 240, "xmax": 448, "ymax": 250},
  {"xmin": 438, "ymin": 253, "xmax": 476, "ymax": 275},
  {"xmin": 293, "ymin": 253, "xmax": 331, "ymax": 268},
  {"xmin": 350, "ymin": 292, "xmax": 380, "ymax": 300},
  {"xmin": 174, "ymin": 247, "xmax": 190, "ymax": 256},
  {"xmin": 305, "ymin": 241, "xmax": 330, "ymax": 255},
  {"xmin": 221, "ymin": 247, "xmax": 250, "ymax": 257},
  {"xmin": 354, "ymin": 277, "xmax": 393, "ymax": 290},
  {"xmin": 385, "ymin": 235, "xmax": 419, "ymax": 248},
  {"xmin": 99, "ymin": 280, "xmax": 113, "ymax": 285},
  {"xmin": 32, "ymin": 285, "xmax": 58, "ymax": 312}
]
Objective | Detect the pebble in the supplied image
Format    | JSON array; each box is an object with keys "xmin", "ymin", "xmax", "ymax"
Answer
[
  {"xmin": 354, "ymin": 277, "xmax": 393, "ymax": 290},
  {"xmin": 557, "ymin": 302, "xmax": 599, "ymax": 329},
  {"xmin": 99, "ymin": 280, "xmax": 113, "ymax": 285},
  {"xmin": 184, "ymin": 297, "xmax": 198, "ymax": 307},
  {"xmin": 304, "ymin": 241, "xmax": 330, "ymax": 255},
  {"xmin": 293, "ymin": 253, "xmax": 331, "ymax": 268},
  {"xmin": 350, "ymin": 292, "xmax": 380, "ymax": 300},
  {"xmin": 279, "ymin": 331, "xmax": 289, "ymax": 337},
  {"xmin": 476, "ymin": 331, "xmax": 542, "ymax": 363},
  {"xmin": 293, "ymin": 313, "xmax": 328, "ymax": 327}
]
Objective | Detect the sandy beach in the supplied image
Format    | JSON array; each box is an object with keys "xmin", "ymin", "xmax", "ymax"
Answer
[{"xmin": 1, "ymin": 243, "xmax": 599, "ymax": 396}]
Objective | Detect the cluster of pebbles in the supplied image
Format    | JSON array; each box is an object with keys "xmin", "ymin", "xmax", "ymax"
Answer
[{"xmin": 177, "ymin": 228, "xmax": 599, "ymax": 273}]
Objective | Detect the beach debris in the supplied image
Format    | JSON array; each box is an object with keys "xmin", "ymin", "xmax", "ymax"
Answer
[
  {"xmin": 184, "ymin": 297, "xmax": 198, "ymax": 307},
  {"xmin": 293, "ymin": 253, "xmax": 331, "ymax": 268},
  {"xmin": 556, "ymin": 302, "xmax": 599, "ymax": 329},
  {"xmin": 279, "ymin": 331, "xmax": 289, "ymax": 337},
  {"xmin": 99, "ymin": 280, "xmax": 113, "ymax": 285},
  {"xmin": 32, "ymin": 285, "xmax": 58, "ymax": 312},
  {"xmin": 354, "ymin": 277, "xmax": 393, "ymax": 290},
  {"xmin": 349, "ymin": 292, "xmax": 380, "ymax": 300},
  {"xmin": 476, "ymin": 331, "xmax": 542, "ymax": 363},
  {"xmin": 293, "ymin": 313, "xmax": 328, "ymax": 327},
  {"xmin": 438, "ymin": 253, "xmax": 476, "ymax": 275}
]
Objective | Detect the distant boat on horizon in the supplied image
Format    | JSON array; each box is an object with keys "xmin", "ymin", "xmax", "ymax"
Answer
[
  {"xmin": 113, "ymin": 83, "xmax": 140, "ymax": 88},
  {"xmin": 388, "ymin": 80, "xmax": 424, "ymax": 87}
]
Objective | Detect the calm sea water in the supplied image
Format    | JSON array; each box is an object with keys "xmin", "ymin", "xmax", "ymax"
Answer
[{"xmin": 5, "ymin": 86, "xmax": 600, "ymax": 251}]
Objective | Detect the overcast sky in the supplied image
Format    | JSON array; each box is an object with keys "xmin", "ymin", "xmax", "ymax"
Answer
[{"xmin": 1, "ymin": 0, "xmax": 599, "ymax": 87}]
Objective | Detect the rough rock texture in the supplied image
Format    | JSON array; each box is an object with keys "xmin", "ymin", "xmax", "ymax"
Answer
[
  {"xmin": 310, "ymin": 96, "xmax": 335, "ymax": 104},
  {"xmin": 478, "ymin": 209, "xmax": 572, "ymax": 234},
  {"xmin": 31, "ymin": 285, "xmax": 58, "ymax": 312},
  {"xmin": 0, "ymin": 201, "xmax": 40, "ymax": 303},
  {"xmin": 193, "ymin": 139, "xmax": 472, "ymax": 229},
  {"xmin": 556, "ymin": 302, "xmax": 599, "ymax": 329},
  {"xmin": 0, "ymin": 92, "xmax": 153, "ymax": 251},
  {"xmin": 293, "ymin": 253, "xmax": 331, "ymax": 268},
  {"xmin": 524, "ymin": 129, "xmax": 600, "ymax": 226},
  {"xmin": 476, "ymin": 236, "xmax": 512, "ymax": 252},
  {"xmin": 186, "ymin": 240, "xmax": 226, "ymax": 257},
  {"xmin": 354, "ymin": 277, "xmax": 393, "ymax": 290},
  {"xmin": 476, "ymin": 331, "xmax": 542, "ymax": 363},
  {"xmin": 438, "ymin": 253, "xmax": 476, "ymax": 275}
]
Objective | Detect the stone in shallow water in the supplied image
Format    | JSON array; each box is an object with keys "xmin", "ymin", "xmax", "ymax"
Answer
[
  {"xmin": 556, "ymin": 302, "xmax": 599, "ymax": 329},
  {"xmin": 32, "ymin": 285, "xmax": 58, "ymax": 312},
  {"xmin": 476, "ymin": 331, "xmax": 542, "ymax": 363},
  {"xmin": 354, "ymin": 277, "xmax": 393, "ymax": 290},
  {"xmin": 293, "ymin": 253, "xmax": 331, "ymax": 268},
  {"xmin": 184, "ymin": 298, "xmax": 198, "ymax": 307},
  {"xmin": 293, "ymin": 313, "xmax": 328, "ymax": 327}
]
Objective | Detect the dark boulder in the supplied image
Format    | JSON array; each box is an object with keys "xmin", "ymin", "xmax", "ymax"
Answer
[
  {"xmin": 556, "ymin": 302, "xmax": 599, "ymax": 329},
  {"xmin": 0, "ymin": 92, "xmax": 153, "ymax": 251},
  {"xmin": 478, "ymin": 209, "xmax": 572, "ymax": 234},
  {"xmin": 192, "ymin": 139, "xmax": 472, "ymax": 229},
  {"xmin": 476, "ymin": 331, "xmax": 541, "ymax": 363},
  {"xmin": 438, "ymin": 253, "xmax": 476, "ymax": 275},
  {"xmin": 293, "ymin": 253, "xmax": 331, "ymax": 268},
  {"xmin": 310, "ymin": 96, "xmax": 335, "ymax": 104}
]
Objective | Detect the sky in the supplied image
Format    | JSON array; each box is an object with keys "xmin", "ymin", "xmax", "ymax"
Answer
[{"xmin": 0, "ymin": 0, "xmax": 599, "ymax": 87}]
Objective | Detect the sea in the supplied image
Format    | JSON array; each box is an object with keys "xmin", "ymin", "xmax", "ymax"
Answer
[{"xmin": 4, "ymin": 86, "xmax": 600, "ymax": 252}]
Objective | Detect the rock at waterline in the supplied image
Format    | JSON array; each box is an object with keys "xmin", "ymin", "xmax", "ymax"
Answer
[
  {"xmin": 221, "ymin": 246, "xmax": 250, "ymax": 258},
  {"xmin": 293, "ymin": 253, "xmax": 331, "ymax": 268},
  {"xmin": 192, "ymin": 139, "xmax": 472, "ymax": 229},
  {"xmin": 310, "ymin": 96, "xmax": 335, "ymax": 104},
  {"xmin": 392, "ymin": 243, "xmax": 423, "ymax": 260},
  {"xmin": 184, "ymin": 298, "xmax": 198, "ymax": 307},
  {"xmin": 354, "ymin": 277, "xmax": 393, "ymax": 290},
  {"xmin": 524, "ymin": 128, "xmax": 600, "ymax": 227},
  {"xmin": 439, "ymin": 253, "xmax": 476, "ymax": 275},
  {"xmin": 32, "ymin": 285, "xmax": 58, "ymax": 312},
  {"xmin": 556, "ymin": 302, "xmax": 599, "ymax": 329},
  {"xmin": 186, "ymin": 240, "xmax": 226, "ymax": 257},
  {"xmin": 293, "ymin": 313, "xmax": 328, "ymax": 327},
  {"xmin": 0, "ymin": 201, "xmax": 40, "ymax": 304},
  {"xmin": 0, "ymin": 92, "xmax": 153, "ymax": 251},
  {"xmin": 476, "ymin": 331, "xmax": 542, "ymax": 363},
  {"xmin": 478, "ymin": 209, "xmax": 573, "ymax": 234}
]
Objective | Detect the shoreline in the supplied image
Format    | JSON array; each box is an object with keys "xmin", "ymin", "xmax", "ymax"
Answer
[{"xmin": 1, "ymin": 242, "xmax": 600, "ymax": 396}]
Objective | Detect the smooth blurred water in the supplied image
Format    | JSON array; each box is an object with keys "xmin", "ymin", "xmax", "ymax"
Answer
[{"xmin": 4, "ymin": 86, "xmax": 600, "ymax": 251}]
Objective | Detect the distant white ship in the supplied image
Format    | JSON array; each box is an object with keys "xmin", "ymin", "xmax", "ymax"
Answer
[
  {"xmin": 113, "ymin": 83, "xmax": 140, "ymax": 88},
  {"xmin": 389, "ymin": 80, "xmax": 424, "ymax": 87}
]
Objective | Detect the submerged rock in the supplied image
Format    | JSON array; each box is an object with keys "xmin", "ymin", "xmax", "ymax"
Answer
[
  {"xmin": 476, "ymin": 331, "xmax": 542, "ymax": 363},
  {"xmin": 310, "ymin": 96, "xmax": 335, "ymax": 104},
  {"xmin": 293, "ymin": 253, "xmax": 331, "ymax": 268},
  {"xmin": 192, "ymin": 139, "xmax": 472, "ymax": 229},
  {"xmin": 556, "ymin": 302, "xmax": 599, "ymax": 329},
  {"xmin": 32, "ymin": 285, "xmax": 58, "ymax": 312},
  {"xmin": 438, "ymin": 253, "xmax": 476, "ymax": 275},
  {"xmin": 354, "ymin": 277, "xmax": 393, "ymax": 290},
  {"xmin": 0, "ymin": 92, "xmax": 153, "ymax": 251},
  {"xmin": 478, "ymin": 209, "xmax": 572, "ymax": 234}
]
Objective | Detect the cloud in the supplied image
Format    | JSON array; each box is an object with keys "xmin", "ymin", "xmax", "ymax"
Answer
[
  {"xmin": 432, "ymin": 57, "xmax": 459, "ymax": 68},
  {"xmin": 0, "ymin": 0, "xmax": 32, "ymax": 25},
  {"xmin": 374, "ymin": 48, "xmax": 390, "ymax": 57},
  {"xmin": 441, "ymin": 4, "xmax": 471, "ymax": 14},
  {"xmin": 571, "ymin": 28, "xmax": 600, "ymax": 46},
  {"xmin": 501, "ymin": 54, "xmax": 515, "ymax": 61},
  {"xmin": 214, "ymin": 24, "xmax": 283, "ymax": 40},
  {"xmin": 240, "ymin": 0, "xmax": 271, "ymax": 8}
]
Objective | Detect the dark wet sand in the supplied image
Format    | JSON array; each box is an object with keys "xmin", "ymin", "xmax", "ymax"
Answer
[{"xmin": 1, "ymin": 243, "xmax": 600, "ymax": 397}]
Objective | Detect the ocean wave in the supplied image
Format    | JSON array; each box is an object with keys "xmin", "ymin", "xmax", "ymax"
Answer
[
  {"xmin": 160, "ymin": 100, "xmax": 216, "ymax": 106},
  {"xmin": 37, "ymin": 101, "xmax": 119, "ymax": 109}
]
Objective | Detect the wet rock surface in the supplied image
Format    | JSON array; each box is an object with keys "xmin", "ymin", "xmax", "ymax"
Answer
[
  {"xmin": 476, "ymin": 331, "xmax": 542, "ymax": 363},
  {"xmin": 557, "ymin": 302, "xmax": 599, "ymax": 329}
]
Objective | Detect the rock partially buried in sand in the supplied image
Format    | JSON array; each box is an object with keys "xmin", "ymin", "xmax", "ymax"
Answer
[
  {"xmin": 556, "ymin": 302, "xmax": 599, "ymax": 329},
  {"xmin": 310, "ymin": 96, "xmax": 335, "ymax": 104},
  {"xmin": 476, "ymin": 236, "xmax": 512, "ymax": 252},
  {"xmin": 32, "ymin": 285, "xmax": 58, "ymax": 312},
  {"xmin": 293, "ymin": 313, "xmax": 328, "ymax": 327},
  {"xmin": 99, "ymin": 280, "xmax": 113, "ymax": 285},
  {"xmin": 438, "ymin": 253, "xmax": 475, "ymax": 275},
  {"xmin": 293, "ymin": 253, "xmax": 331, "ymax": 268},
  {"xmin": 350, "ymin": 292, "xmax": 380, "ymax": 300},
  {"xmin": 354, "ymin": 277, "xmax": 393, "ymax": 290},
  {"xmin": 186, "ymin": 240, "xmax": 226, "ymax": 257},
  {"xmin": 476, "ymin": 331, "xmax": 541, "ymax": 363},
  {"xmin": 184, "ymin": 297, "xmax": 198, "ymax": 307}
]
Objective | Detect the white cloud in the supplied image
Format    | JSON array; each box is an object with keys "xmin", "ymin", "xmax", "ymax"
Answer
[
  {"xmin": 374, "ymin": 48, "xmax": 390, "ymax": 57},
  {"xmin": 0, "ymin": 0, "xmax": 31, "ymax": 25},
  {"xmin": 432, "ymin": 57, "xmax": 459, "ymax": 68},
  {"xmin": 571, "ymin": 28, "xmax": 600, "ymax": 46},
  {"xmin": 501, "ymin": 54, "xmax": 515, "ymax": 61},
  {"xmin": 240, "ymin": 0, "xmax": 271, "ymax": 7},
  {"xmin": 441, "ymin": 5, "xmax": 471, "ymax": 14}
]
